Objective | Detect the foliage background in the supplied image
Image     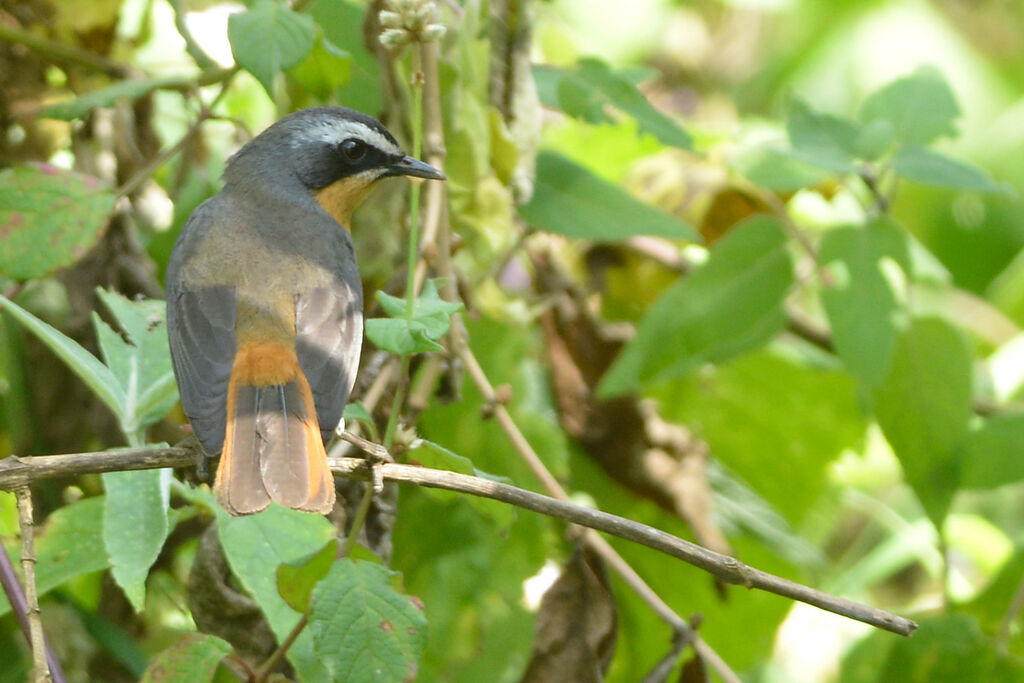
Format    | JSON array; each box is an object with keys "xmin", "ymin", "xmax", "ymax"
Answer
[{"xmin": 2, "ymin": 0, "xmax": 1024, "ymax": 681}]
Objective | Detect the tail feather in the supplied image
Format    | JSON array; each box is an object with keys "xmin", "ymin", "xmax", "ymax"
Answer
[{"xmin": 215, "ymin": 342, "xmax": 336, "ymax": 516}]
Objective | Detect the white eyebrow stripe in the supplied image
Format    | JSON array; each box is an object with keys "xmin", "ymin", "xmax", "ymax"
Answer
[{"xmin": 294, "ymin": 119, "xmax": 403, "ymax": 156}]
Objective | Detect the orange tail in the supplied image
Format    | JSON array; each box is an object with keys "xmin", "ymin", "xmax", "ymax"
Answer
[{"xmin": 215, "ymin": 341, "xmax": 335, "ymax": 516}]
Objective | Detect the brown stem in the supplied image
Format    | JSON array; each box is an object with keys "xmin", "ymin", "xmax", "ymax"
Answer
[{"xmin": 17, "ymin": 487, "xmax": 49, "ymax": 683}]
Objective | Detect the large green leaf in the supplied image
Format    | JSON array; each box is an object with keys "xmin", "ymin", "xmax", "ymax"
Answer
[
  {"xmin": 309, "ymin": 559, "xmax": 428, "ymax": 683},
  {"xmin": 872, "ymin": 317, "xmax": 973, "ymax": 525},
  {"xmin": 308, "ymin": 0, "xmax": 380, "ymax": 113},
  {"xmin": 276, "ymin": 539, "xmax": 338, "ymax": 613},
  {"xmin": 961, "ymin": 412, "xmax": 1024, "ymax": 490},
  {"xmin": 859, "ymin": 67, "xmax": 960, "ymax": 146},
  {"xmin": 0, "ymin": 496, "xmax": 109, "ymax": 616},
  {"xmin": 218, "ymin": 505, "xmax": 336, "ymax": 682},
  {"xmin": 819, "ymin": 218, "xmax": 911, "ymax": 387},
  {"xmin": 0, "ymin": 164, "xmax": 114, "ymax": 280},
  {"xmin": 365, "ymin": 281, "xmax": 463, "ymax": 356},
  {"xmin": 549, "ymin": 57, "xmax": 691, "ymax": 149},
  {"xmin": 0, "ymin": 294, "xmax": 124, "ymax": 419},
  {"xmin": 139, "ymin": 632, "xmax": 231, "ymax": 683},
  {"xmin": 228, "ymin": 0, "xmax": 316, "ymax": 96},
  {"xmin": 519, "ymin": 151, "xmax": 698, "ymax": 241},
  {"xmin": 600, "ymin": 215, "xmax": 792, "ymax": 396},
  {"xmin": 890, "ymin": 144, "xmax": 1001, "ymax": 192},
  {"xmin": 103, "ymin": 468, "xmax": 173, "ymax": 612},
  {"xmin": 93, "ymin": 288, "xmax": 178, "ymax": 438}
]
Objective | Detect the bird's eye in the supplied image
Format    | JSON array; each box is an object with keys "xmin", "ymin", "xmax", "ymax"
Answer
[{"xmin": 340, "ymin": 139, "xmax": 367, "ymax": 162}]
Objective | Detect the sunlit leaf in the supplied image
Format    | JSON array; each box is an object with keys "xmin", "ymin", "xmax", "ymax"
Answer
[
  {"xmin": 786, "ymin": 97, "xmax": 861, "ymax": 173},
  {"xmin": 139, "ymin": 632, "xmax": 231, "ymax": 683},
  {"xmin": 228, "ymin": 0, "xmax": 316, "ymax": 96},
  {"xmin": 0, "ymin": 164, "xmax": 114, "ymax": 280},
  {"xmin": 859, "ymin": 67, "xmax": 960, "ymax": 146},
  {"xmin": 276, "ymin": 539, "xmax": 338, "ymax": 613},
  {"xmin": 961, "ymin": 413, "xmax": 1024, "ymax": 490}
]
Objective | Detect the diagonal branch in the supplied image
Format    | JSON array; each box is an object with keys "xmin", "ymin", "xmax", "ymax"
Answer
[{"xmin": 0, "ymin": 448, "xmax": 917, "ymax": 636}]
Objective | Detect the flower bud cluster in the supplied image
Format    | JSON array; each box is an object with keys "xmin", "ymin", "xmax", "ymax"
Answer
[{"xmin": 379, "ymin": 0, "xmax": 446, "ymax": 49}]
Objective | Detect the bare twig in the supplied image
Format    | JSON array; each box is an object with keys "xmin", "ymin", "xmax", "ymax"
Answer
[
  {"xmin": 0, "ymin": 448, "xmax": 917, "ymax": 635},
  {"xmin": 0, "ymin": 21, "xmax": 128, "ymax": 77},
  {"xmin": 253, "ymin": 612, "xmax": 308, "ymax": 683},
  {"xmin": 16, "ymin": 488, "xmax": 49, "ymax": 683}
]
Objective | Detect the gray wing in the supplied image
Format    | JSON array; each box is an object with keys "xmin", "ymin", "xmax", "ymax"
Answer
[
  {"xmin": 295, "ymin": 265, "xmax": 363, "ymax": 443},
  {"xmin": 165, "ymin": 204, "xmax": 237, "ymax": 454}
]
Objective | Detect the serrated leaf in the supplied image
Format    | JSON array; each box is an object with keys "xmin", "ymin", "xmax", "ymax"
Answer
[
  {"xmin": 407, "ymin": 440, "xmax": 516, "ymax": 528},
  {"xmin": 218, "ymin": 505, "xmax": 336, "ymax": 682},
  {"xmin": 890, "ymin": 145, "xmax": 1000, "ymax": 192},
  {"xmin": 365, "ymin": 318, "xmax": 443, "ymax": 355},
  {"xmin": 0, "ymin": 294, "xmax": 124, "ymax": 418},
  {"xmin": 367, "ymin": 282, "xmax": 462, "ymax": 356},
  {"xmin": 520, "ymin": 151, "xmax": 699, "ymax": 241},
  {"xmin": 40, "ymin": 75, "xmax": 187, "ymax": 120},
  {"xmin": 872, "ymin": 317, "xmax": 973, "ymax": 525},
  {"xmin": 94, "ymin": 288, "xmax": 178, "ymax": 436},
  {"xmin": 0, "ymin": 496, "xmax": 109, "ymax": 617},
  {"xmin": 309, "ymin": 559, "xmax": 427, "ymax": 683},
  {"xmin": 0, "ymin": 164, "xmax": 114, "ymax": 280},
  {"xmin": 961, "ymin": 413, "xmax": 1024, "ymax": 490},
  {"xmin": 139, "ymin": 632, "xmax": 232, "ymax": 683},
  {"xmin": 103, "ymin": 468, "xmax": 173, "ymax": 611},
  {"xmin": 277, "ymin": 539, "xmax": 338, "ymax": 612},
  {"xmin": 600, "ymin": 216, "xmax": 792, "ymax": 396},
  {"xmin": 859, "ymin": 67, "xmax": 960, "ymax": 146},
  {"xmin": 786, "ymin": 97, "xmax": 861, "ymax": 173},
  {"xmin": 820, "ymin": 218, "xmax": 911, "ymax": 387},
  {"xmin": 228, "ymin": 0, "xmax": 316, "ymax": 96}
]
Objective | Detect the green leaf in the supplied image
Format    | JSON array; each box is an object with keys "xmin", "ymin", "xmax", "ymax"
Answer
[
  {"xmin": 961, "ymin": 413, "xmax": 1024, "ymax": 489},
  {"xmin": 600, "ymin": 216, "xmax": 792, "ymax": 396},
  {"xmin": 309, "ymin": 559, "xmax": 428, "ymax": 683},
  {"xmin": 558, "ymin": 57, "xmax": 692, "ymax": 149},
  {"xmin": 731, "ymin": 146, "xmax": 831, "ymax": 191},
  {"xmin": 842, "ymin": 614, "xmax": 1024, "ymax": 682},
  {"xmin": 819, "ymin": 218, "xmax": 912, "ymax": 387},
  {"xmin": 288, "ymin": 33, "xmax": 352, "ymax": 100},
  {"xmin": 786, "ymin": 97, "xmax": 861, "ymax": 173},
  {"xmin": 0, "ymin": 164, "xmax": 114, "ymax": 280},
  {"xmin": 228, "ymin": 0, "xmax": 316, "ymax": 96},
  {"xmin": 872, "ymin": 317, "xmax": 973, "ymax": 525},
  {"xmin": 103, "ymin": 468, "xmax": 173, "ymax": 611},
  {"xmin": 40, "ymin": 75, "xmax": 188, "ymax": 120},
  {"xmin": 0, "ymin": 496, "xmax": 109, "ymax": 617},
  {"xmin": 859, "ymin": 67, "xmax": 960, "ymax": 146},
  {"xmin": 890, "ymin": 144, "xmax": 1001, "ymax": 192},
  {"xmin": 520, "ymin": 151, "xmax": 699, "ymax": 241},
  {"xmin": 277, "ymin": 539, "xmax": 338, "ymax": 613},
  {"xmin": 0, "ymin": 294, "xmax": 124, "ymax": 418},
  {"xmin": 366, "ymin": 281, "xmax": 463, "ymax": 356},
  {"xmin": 94, "ymin": 288, "xmax": 178, "ymax": 436},
  {"xmin": 139, "ymin": 632, "xmax": 232, "ymax": 683},
  {"xmin": 218, "ymin": 505, "xmax": 336, "ymax": 682},
  {"xmin": 308, "ymin": 0, "xmax": 380, "ymax": 113},
  {"xmin": 407, "ymin": 440, "xmax": 516, "ymax": 528}
]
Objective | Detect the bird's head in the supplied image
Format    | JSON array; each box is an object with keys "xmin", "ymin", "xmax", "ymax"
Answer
[{"xmin": 226, "ymin": 106, "xmax": 444, "ymax": 226}]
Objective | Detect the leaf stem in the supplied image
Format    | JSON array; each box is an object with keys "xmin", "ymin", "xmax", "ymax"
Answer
[{"xmin": 253, "ymin": 612, "xmax": 309, "ymax": 683}]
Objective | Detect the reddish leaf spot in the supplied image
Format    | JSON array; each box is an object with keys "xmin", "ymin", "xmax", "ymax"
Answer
[
  {"xmin": 34, "ymin": 162, "xmax": 61, "ymax": 176},
  {"xmin": 380, "ymin": 619, "xmax": 394, "ymax": 633},
  {"xmin": 408, "ymin": 596, "xmax": 425, "ymax": 611},
  {"xmin": 6, "ymin": 212, "xmax": 24, "ymax": 228},
  {"xmin": 81, "ymin": 174, "xmax": 102, "ymax": 189}
]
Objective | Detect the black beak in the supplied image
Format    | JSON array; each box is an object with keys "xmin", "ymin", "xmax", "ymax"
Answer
[{"xmin": 388, "ymin": 155, "xmax": 446, "ymax": 180}]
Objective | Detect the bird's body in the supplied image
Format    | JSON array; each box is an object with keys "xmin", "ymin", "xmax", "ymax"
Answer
[{"xmin": 166, "ymin": 107, "xmax": 443, "ymax": 516}]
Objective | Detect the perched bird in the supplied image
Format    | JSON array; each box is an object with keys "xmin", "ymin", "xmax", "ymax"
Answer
[{"xmin": 166, "ymin": 106, "xmax": 444, "ymax": 516}]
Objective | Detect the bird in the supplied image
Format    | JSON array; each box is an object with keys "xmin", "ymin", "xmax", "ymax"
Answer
[{"xmin": 165, "ymin": 106, "xmax": 445, "ymax": 516}]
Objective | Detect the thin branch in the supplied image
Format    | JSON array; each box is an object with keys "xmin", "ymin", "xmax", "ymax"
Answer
[
  {"xmin": 0, "ymin": 448, "xmax": 917, "ymax": 635},
  {"xmin": 253, "ymin": 612, "xmax": 308, "ymax": 683},
  {"xmin": 0, "ymin": 498, "xmax": 65, "ymax": 682},
  {"xmin": 17, "ymin": 488, "xmax": 49, "ymax": 683},
  {"xmin": 168, "ymin": 0, "xmax": 218, "ymax": 70},
  {"xmin": 0, "ymin": 20, "xmax": 128, "ymax": 77}
]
